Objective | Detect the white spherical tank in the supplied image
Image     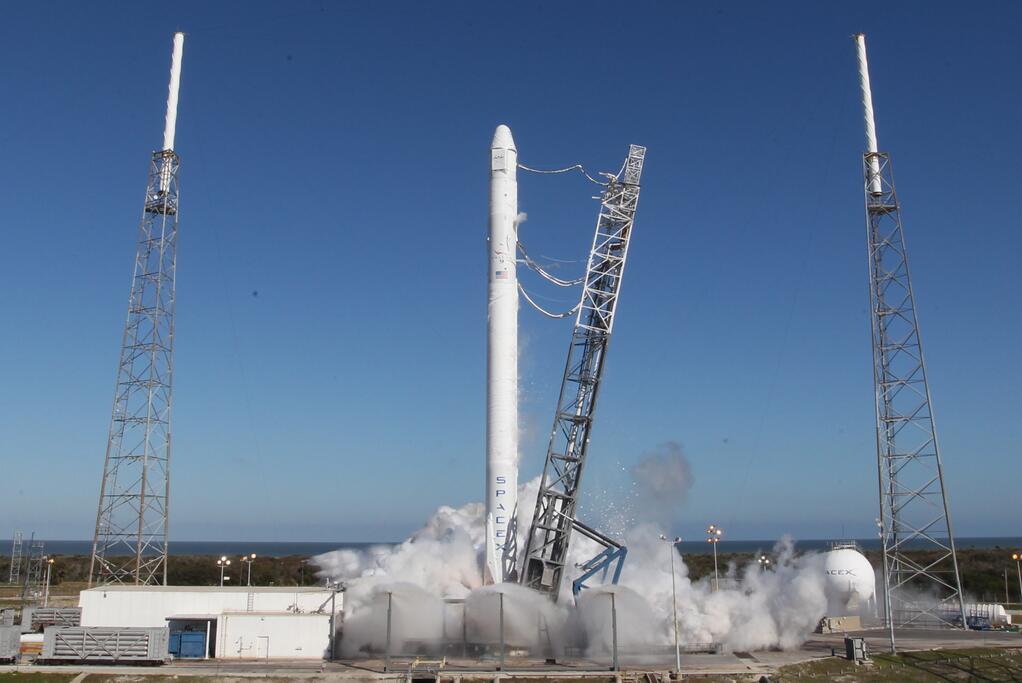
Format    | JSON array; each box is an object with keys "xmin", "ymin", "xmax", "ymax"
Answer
[{"xmin": 822, "ymin": 548, "xmax": 875, "ymax": 607}]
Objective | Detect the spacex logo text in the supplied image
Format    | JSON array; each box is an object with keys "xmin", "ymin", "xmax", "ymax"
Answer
[
  {"xmin": 826, "ymin": 569, "xmax": 857, "ymax": 576},
  {"xmin": 494, "ymin": 476, "xmax": 507, "ymax": 539}
]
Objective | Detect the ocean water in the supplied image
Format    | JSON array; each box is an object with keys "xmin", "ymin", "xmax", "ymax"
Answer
[
  {"xmin": 3, "ymin": 537, "xmax": 1019, "ymax": 558},
  {"xmin": 0, "ymin": 540, "xmax": 381, "ymax": 558}
]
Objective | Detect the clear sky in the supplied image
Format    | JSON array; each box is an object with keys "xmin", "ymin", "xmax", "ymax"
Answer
[{"xmin": 1, "ymin": 1, "xmax": 1019, "ymax": 543}]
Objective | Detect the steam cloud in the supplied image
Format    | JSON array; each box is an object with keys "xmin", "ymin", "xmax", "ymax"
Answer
[
  {"xmin": 315, "ymin": 456, "xmax": 831, "ymax": 658},
  {"xmin": 630, "ymin": 442, "xmax": 694, "ymax": 504},
  {"xmin": 629, "ymin": 442, "xmax": 694, "ymax": 528}
]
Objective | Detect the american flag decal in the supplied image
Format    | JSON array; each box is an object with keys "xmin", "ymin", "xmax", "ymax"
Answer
[{"xmin": 495, "ymin": 270, "xmax": 508, "ymax": 279}]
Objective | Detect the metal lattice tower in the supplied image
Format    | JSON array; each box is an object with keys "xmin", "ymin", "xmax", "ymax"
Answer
[
  {"xmin": 90, "ymin": 33, "xmax": 185, "ymax": 587},
  {"xmin": 520, "ymin": 145, "xmax": 645, "ymax": 599},
  {"xmin": 8, "ymin": 532, "xmax": 22, "ymax": 584},
  {"xmin": 856, "ymin": 35, "xmax": 965, "ymax": 636},
  {"xmin": 21, "ymin": 538, "xmax": 44, "ymax": 600}
]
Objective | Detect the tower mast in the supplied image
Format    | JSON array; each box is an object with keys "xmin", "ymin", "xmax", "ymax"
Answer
[
  {"xmin": 90, "ymin": 32, "xmax": 185, "ymax": 586},
  {"xmin": 855, "ymin": 34, "xmax": 966, "ymax": 642}
]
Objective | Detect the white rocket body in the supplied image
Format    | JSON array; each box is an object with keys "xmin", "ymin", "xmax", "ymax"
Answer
[
  {"xmin": 486, "ymin": 124, "xmax": 519, "ymax": 584},
  {"xmin": 855, "ymin": 34, "xmax": 882, "ymax": 196}
]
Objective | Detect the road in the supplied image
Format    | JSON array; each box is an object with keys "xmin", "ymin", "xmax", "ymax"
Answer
[{"xmin": 1, "ymin": 627, "xmax": 1018, "ymax": 680}]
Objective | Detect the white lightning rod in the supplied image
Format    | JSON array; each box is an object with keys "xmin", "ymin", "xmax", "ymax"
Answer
[
  {"xmin": 855, "ymin": 33, "xmax": 882, "ymax": 195},
  {"xmin": 163, "ymin": 32, "xmax": 185, "ymax": 153}
]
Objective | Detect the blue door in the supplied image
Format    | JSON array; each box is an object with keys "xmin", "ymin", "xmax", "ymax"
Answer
[
  {"xmin": 178, "ymin": 631, "xmax": 206, "ymax": 658},
  {"xmin": 169, "ymin": 632, "xmax": 182, "ymax": 656}
]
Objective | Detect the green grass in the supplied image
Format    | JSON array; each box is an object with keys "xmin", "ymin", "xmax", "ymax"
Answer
[
  {"xmin": 779, "ymin": 647, "xmax": 1022, "ymax": 681},
  {"xmin": 85, "ymin": 679, "xmax": 341, "ymax": 683},
  {"xmin": 0, "ymin": 678, "xmax": 336, "ymax": 683}
]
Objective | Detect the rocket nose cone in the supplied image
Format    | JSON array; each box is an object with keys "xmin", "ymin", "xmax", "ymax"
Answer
[{"xmin": 492, "ymin": 124, "xmax": 516, "ymax": 152}]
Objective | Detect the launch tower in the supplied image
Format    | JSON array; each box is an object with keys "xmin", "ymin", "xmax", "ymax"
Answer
[{"xmin": 520, "ymin": 145, "xmax": 645, "ymax": 599}]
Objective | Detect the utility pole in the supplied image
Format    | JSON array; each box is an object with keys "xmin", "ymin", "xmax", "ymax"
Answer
[
  {"xmin": 43, "ymin": 558, "xmax": 54, "ymax": 607},
  {"xmin": 707, "ymin": 525, "xmax": 722, "ymax": 592},
  {"xmin": 1011, "ymin": 553, "xmax": 1022, "ymax": 605},
  {"xmin": 660, "ymin": 535, "xmax": 682, "ymax": 674}
]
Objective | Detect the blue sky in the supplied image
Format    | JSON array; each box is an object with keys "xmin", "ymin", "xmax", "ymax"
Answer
[{"xmin": 1, "ymin": 1, "xmax": 1019, "ymax": 542}]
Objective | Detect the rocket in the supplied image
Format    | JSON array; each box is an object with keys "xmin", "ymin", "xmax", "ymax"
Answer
[{"xmin": 486, "ymin": 124, "xmax": 519, "ymax": 584}]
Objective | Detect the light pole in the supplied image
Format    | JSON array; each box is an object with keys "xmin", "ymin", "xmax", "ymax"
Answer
[
  {"xmin": 384, "ymin": 591, "xmax": 393, "ymax": 672},
  {"xmin": 241, "ymin": 553, "xmax": 257, "ymax": 586},
  {"xmin": 609, "ymin": 591, "xmax": 619, "ymax": 672},
  {"xmin": 659, "ymin": 534, "xmax": 682, "ymax": 675},
  {"xmin": 706, "ymin": 524, "xmax": 722, "ymax": 591},
  {"xmin": 43, "ymin": 557, "xmax": 54, "ymax": 607},
  {"xmin": 1012, "ymin": 553, "xmax": 1022, "ymax": 604},
  {"xmin": 216, "ymin": 556, "xmax": 231, "ymax": 587},
  {"xmin": 300, "ymin": 559, "xmax": 309, "ymax": 586},
  {"xmin": 757, "ymin": 555, "xmax": 771, "ymax": 572},
  {"xmin": 328, "ymin": 580, "xmax": 345, "ymax": 660}
]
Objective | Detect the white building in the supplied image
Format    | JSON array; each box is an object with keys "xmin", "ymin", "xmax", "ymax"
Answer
[
  {"xmin": 216, "ymin": 612, "xmax": 330, "ymax": 659},
  {"xmin": 79, "ymin": 586, "xmax": 342, "ymax": 660}
]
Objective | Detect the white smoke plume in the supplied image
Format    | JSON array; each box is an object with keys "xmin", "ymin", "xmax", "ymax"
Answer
[
  {"xmin": 613, "ymin": 531, "xmax": 828, "ymax": 652},
  {"xmin": 626, "ymin": 442, "xmax": 694, "ymax": 529},
  {"xmin": 630, "ymin": 442, "xmax": 694, "ymax": 507},
  {"xmin": 315, "ymin": 472, "xmax": 831, "ymax": 656},
  {"xmin": 338, "ymin": 582, "xmax": 444, "ymax": 656}
]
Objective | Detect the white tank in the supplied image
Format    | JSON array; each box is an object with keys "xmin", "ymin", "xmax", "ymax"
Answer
[
  {"xmin": 968, "ymin": 603, "xmax": 1011, "ymax": 626},
  {"xmin": 823, "ymin": 547, "xmax": 876, "ymax": 607},
  {"xmin": 941, "ymin": 603, "xmax": 1013, "ymax": 627}
]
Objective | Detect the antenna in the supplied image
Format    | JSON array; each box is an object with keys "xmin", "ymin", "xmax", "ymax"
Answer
[{"xmin": 90, "ymin": 32, "xmax": 185, "ymax": 586}]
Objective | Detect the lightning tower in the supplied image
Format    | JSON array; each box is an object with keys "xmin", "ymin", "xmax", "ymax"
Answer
[
  {"xmin": 855, "ymin": 34, "xmax": 966, "ymax": 637},
  {"xmin": 8, "ymin": 532, "xmax": 23, "ymax": 584},
  {"xmin": 520, "ymin": 145, "xmax": 645, "ymax": 599},
  {"xmin": 90, "ymin": 32, "xmax": 185, "ymax": 586}
]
